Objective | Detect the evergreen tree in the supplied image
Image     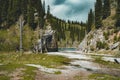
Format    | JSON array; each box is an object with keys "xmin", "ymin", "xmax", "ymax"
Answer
[
  {"xmin": 0, "ymin": 0, "xmax": 2, "ymax": 27},
  {"xmin": 27, "ymin": 0, "xmax": 34, "ymax": 29},
  {"xmin": 12, "ymin": 0, "xmax": 21, "ymax": 21},
  {"xmin": 0, "ymin": 0, "xmax": 9, "ymax": 28},
  {"xmin": 43, "ymin": 0, "xmax": 46, "ymax": 15},
  {"xmin": 47, "ymin": 5, "xmax": 50, "ymax": 18},
  {"xmin": 95, "ymin": 0, "xmax": 102, "ymax": 29},
  {"xmin": 115, "ymin": 0, "xmax": 120, "ymax": 27},
  {"xmin": 87, "ymin": 9, "xmax": 94, "ymax": 33},
  {"xmin": 36, "ymin": 0, "xmax": 45, "ymax": 29},
  {"xmin": 103, "ymin": 0, "xmax": 111, "ymax": 19},
  {"xmin": 7, "ymin": 0, "xmax": 13, "ymax": 26},
  {"xmin": 7, "ymin": 0, "xmax": 22, "ymax": 27},
  {"xmin": 21, "ymin": 0, "xmax": 28, "ymax": 21}
]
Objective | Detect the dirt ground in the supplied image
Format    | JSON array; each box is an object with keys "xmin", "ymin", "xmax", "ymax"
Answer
[
  {"xmin": 35, "ymin": 67, "xmax": 120, "ymax": 80},
  {"xmin": 35, "ymin": 69, "xmax": 91, "ymax": 80}
]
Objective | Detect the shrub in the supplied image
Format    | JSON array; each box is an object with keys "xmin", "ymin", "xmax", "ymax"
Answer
[
  {"xmin": 97, "ymin": 41, "xmax": 109, "ymax": 50},
  {"xmin": 103, "ymin": 31, "xmax": 109, "ymax": 40}
]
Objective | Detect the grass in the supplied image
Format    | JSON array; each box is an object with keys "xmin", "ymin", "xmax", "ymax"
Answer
[
  {"xmin": 97, "ymin": 50, "xmax": 117, "ymax": 55},
  {"xmin": 89, "ymin": 73, "xmax": 120, "ymax": 80},
  {"xmin": 0, "ymin": 75, "xmax": 10, "ymax": 80},
  {"xmin": 23, "ymin": 66, "xmax": 36, "ymax": 80},
  {"xmin": 115, "ymin": 51, "xmax": 120, "ymax": 58},
  {"xmin": 0, "ymin": 52, "xmax": 71, "ymax": 80},
  {"xmin": 0, "ymin": 52, "xmax": 70, "ymax": 68},
  {"xmin": 74, "ymin": 76, "xmax": 82, "ymax": 80},
  {"xmin": 0, "ymin": 64, "xmax": 36, "ymax": 80},
  {"xmin": 0, "ymin": 64, "xmax": 23, "ymax": 72},
  {"xmin": 93, "ymin": 56, "xmax": 120, "ymax": 69},
  {"xmin": 74, "ymin": 75, "xmax": 89, "ymax": 80},
  {"xmin": 54, "ymin": 71, "xmax": 61, "ymax": 74}
]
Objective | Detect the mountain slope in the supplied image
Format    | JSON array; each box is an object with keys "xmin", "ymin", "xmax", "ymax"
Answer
[{"xmin": 78, "ymin": 0, "xmax": 120, "ymax": 53}]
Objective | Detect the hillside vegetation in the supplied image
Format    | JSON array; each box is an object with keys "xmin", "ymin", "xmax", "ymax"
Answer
[
  {"xmin": 0, "ymin": 0, "xmax": 86, "ymax": 52},
  {"xmin": 79, "ymin": 0, "xmax": 120, "ymax": 53}
]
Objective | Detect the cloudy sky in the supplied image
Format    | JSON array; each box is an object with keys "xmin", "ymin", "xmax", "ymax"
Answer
[{"xmin": 43, "ymin": 0, "xmax": 96, "ymax": 22}]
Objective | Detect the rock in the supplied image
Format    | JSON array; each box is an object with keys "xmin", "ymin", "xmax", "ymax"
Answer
[
  {"xmin": 110, "ymin": 42, "xmax": 120, "ymax": 50},
  {"xmin": 114, "ymin": 59, "xmax": 119, "ymax": 64},
  {"xmin": 35, "ymin": 24, "xmax": 58, "ymax": 53},
  {"xmin": 78, "ymin": 28, "xmax": 120, "ymax": 53}
]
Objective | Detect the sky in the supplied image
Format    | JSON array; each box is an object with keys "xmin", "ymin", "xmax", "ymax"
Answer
[{"xmin": 43, "ymin": 0, "xmax": 96, "ymax": 22}]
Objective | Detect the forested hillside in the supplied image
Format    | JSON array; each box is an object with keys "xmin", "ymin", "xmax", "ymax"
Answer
[
  {"xmin": 0, "ymin": 0, "xmax": 45, "ymax": 29},
  {"xmin": 48, "ymin": 14, "xmax": 86, "ymax": 47},
  {"xmin": 0, "ymin": 0, "xmax": 86, "ymax": 51},
  {"xmin": 79, "ymin": 0, "xmax": 120, "ymax": 53}
]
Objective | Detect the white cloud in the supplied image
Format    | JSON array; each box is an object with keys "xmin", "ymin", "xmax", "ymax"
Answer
[
  {"xmin": 66, "ymin": 0, "xmax": 81, "ymax": 4},
  {"xmin": 43, "ymin": 0, "xmax": 96, "ymax": 22},
  {"xmin": 52, "ymin": 5, "xmax": 69, "ymax": 18}
]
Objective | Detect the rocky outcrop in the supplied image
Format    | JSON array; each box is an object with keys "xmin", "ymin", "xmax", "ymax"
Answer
[
  {"xmin": 110, "ymin": 42, "xmax": 120, "ymax": 50},
  {"xmin": 35, "ymin": 25, "xmax": 58, "ymax": 53},
  {"xmin": 78, "ymin": 28, "xmax": 120, "ymax": 53}
]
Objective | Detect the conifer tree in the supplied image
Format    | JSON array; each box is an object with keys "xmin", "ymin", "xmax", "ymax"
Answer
[
  {"xmin": 103, "ymin": 0, "xmax": 111, "ymax": 19},
  {"xmin": 43, "ymin": 0, "xmax": 46, "ymax": 15},
  {"xmin": 115, "ymin": 0, "xmax": 120, "ymax": 27},
  {"xmin": 36, "ymin": 0, "xmax": 45, "ymax": 29},
  {"xmin": 27, "ymin": 0, "xmax": 34, "ymax": 28},
  {"xmin": 87, "ymin": 9, "xmax": 94, "ymax": 33},
  {"xmin": 7, "ymin": 0, "xmax": 13, "ymax": 26},
  {"xmin": 0, "ymin": 0, "xmax": 9, "ymax": 28},
  {"xmin": 47, "ymin": 5, "xmax": 50, "ymax": 17},
  {"xmin": 21, "ymin": 0, "xmax": 28, "ymax": 21},
  {"xmin": 12, "ymin": 0, "xmax": 21, "ymax": 21},
  {"xmin": 0, "ymin": 1, "xmax": 2, "ymax": 27},
  {"xmin": 95, "ymin": 0, "xmax": 102, "ymax": 29}
]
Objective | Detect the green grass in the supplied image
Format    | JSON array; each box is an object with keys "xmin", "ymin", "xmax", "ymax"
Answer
[
  {"xmin": 0, "ymin": 75, "xmax": 10, "ymax": 80},
  {"xmin": 54, "ymin": 71, "xmax": 61, "ymax": 74},
  {"xmin": 93, "ymin": 56, "xmax": 120, "ymax": 69},
  {"xmin": 0, "ymin": 64, "xmax": 36, "ymax": 80},
  {"xmin": 74, "ymin": 75, "xmax": 89, "ymax": 80},
  {"xmin": 23, "ymin": 66, "xmax": 36, "ymax": 80},
  {"xmin": 89, "ymin": 73, "xmax": 120, "ymax": 80},
  {"xmin": 0, "ymin": 53, "xmax": 70, "ymax": 68},
  {"xmin": 115, "ymin": 51, "xmax": 120, "ymax": 58},
  {"xmin": 0, "ymin": 64, "xmax": 23, "ymax": 72},
  {"xmin": 74, "ymin": 76, "xmax": 82, "ymax": 80},
  {"xmin": 0, "ymin": 52, "xmax": 70, "ymax": 80}
]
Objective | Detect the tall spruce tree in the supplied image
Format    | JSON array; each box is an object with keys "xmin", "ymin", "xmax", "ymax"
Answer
[
  {"xmin": 43, "ymin": 0, "xmax": 45, "ymax": 15},
  {"xmin": 7, "ymin": 0, "xmax": 13, "ymax": 26},
  {"xmin": 12, "ymin": 0, "xmax": 21, "ymax": 21},
  {"xmin": 103, "ymin": 0, "xmax": 111, "ymax": 19},
  {"xmin": 36, "ymin": 0, "xmax": 45, "ymax": 29},
  {"xmin": 0, "ymin": 0, "xmax": 9, "ymax": 28},
  {"xmin": 87, "ymin": 9, "xmax": 94, "ymax": 33},
  {"xmin": 27, "ymin": 0, "xmax": 34, "ymax": 29},
  {"xmin": 115, "ymin": 0, "xmax": 120, "ymax": 27},
  {"xmin": 95, "ymin": 0, "xmax": 102, "ymax": 29},
  {"xmin": 21, "ymin": 0, "xmax": 28, "ymax": 21},
  {"xmin": 47, "ymin": 5, "xmax": 50, "ymax": 17},
  {"xmin": 0, "ymin": 0, "xmax": 2, "ymax": 27}
]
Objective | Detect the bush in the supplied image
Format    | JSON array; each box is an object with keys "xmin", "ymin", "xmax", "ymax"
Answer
[
  {"xmin": 97, "ymin": 41, "xmax": 109, "ymax": 50},
  {"xmin": 115, "ymin": 51, "xmax": 120, "ymax": 58},
  {"xmin": 0, "ymin": 25, "xmax": 36, "ymax": 52},
  {"xmin": 113, "ymin": 35, "xmax": 120, "ymax": 43},
  {"xmin": 90, "ymin": 46, "xmax": 95, "ymax": 51},
  {"xmin": 103, "ymin": 31, "xmax": 109, "ymax": 40}
]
